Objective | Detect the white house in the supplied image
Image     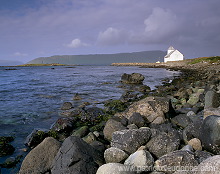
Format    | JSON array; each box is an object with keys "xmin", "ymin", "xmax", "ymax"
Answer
[{"xmin": 164, "ymin": 46, "xmax": 184, "ymax": 63}]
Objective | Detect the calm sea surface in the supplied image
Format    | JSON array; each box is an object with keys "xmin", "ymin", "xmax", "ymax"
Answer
[{"xmin": 0, "ymin": 65, "xmax": 179, "ymax": 173}]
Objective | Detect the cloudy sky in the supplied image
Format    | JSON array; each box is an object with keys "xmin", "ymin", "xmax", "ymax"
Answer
[{"xmin": 1, "ymin": 0, "xmax": 220, "ymax": 63}]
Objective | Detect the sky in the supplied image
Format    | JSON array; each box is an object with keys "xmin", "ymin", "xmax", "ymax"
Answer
[{"xmin": 0, "ymin": 0, "xmax": 220, "ymax": 63}]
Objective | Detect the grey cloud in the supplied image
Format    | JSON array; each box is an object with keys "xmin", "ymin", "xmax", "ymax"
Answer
[{"xmin": 1, "ymin": 0, "xmax": 220, "ymax": 62}]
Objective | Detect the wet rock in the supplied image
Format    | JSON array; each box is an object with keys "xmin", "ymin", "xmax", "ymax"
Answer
[
  {"xmin": 128, "ymin": 112, "xmax": 145, "ymax": 128},
  {"xmin": 104, "ymin": 100, "xmax": 128, "ymax": 115},
  {"xmin": 117, "ymin": 97, "xmax": 175, "ymax": 124},
  {"xmin": 121, "ymin": 73, "xmax": 145, "ymax": 84},
  {"xmin": 24, "ymin": 128, "xmax": 48, "ymax": 148},
  {"xmin": 124, "ymin": 150, "xmax": 154, "ymax": 172},
  {"xmin": 155, "ymin": 150, "xmax": 198, "ymax": 174},
  {"xmin": 204, "ymin": 90, "xmax": 220, "ymax": 108},
  {"xmin": 51, "ymin": 136, "xmax": 104, "ymax": 174},
  {"xmin": 200, "ymin": 115, "xmax": 220, "ymax": 154},
  {"xmin": 0, "ymin": 144, "xmax": 15, "ymax": 157},
  {"xmin": 104, "ymin": 147, "xmax": 129, "ymax": 163},
  {"xmin": 0, "ymin": 136, "xmax": 15, "ymax": 157},
  {"xmin": 50, "ymin": 117, "xmax": 75, "ymax": 133},
  {"xmin": 1, "ymin": 156, "xmax": 22, "ymax": 168},
  {"xmin": 171, "ymin": 114, "xmax": 193, "ymax": 128},
  {"xmin": 0, "ymin": 136, "xmax": 14, "ymax": 143},
  {"xmin": 103, "ymin": 117, "xmax": 127, "ymax": 141},
  {"xmin": 61, "ymin": 102, "xmax": 73, "ymax": 110},
  {"xmin": 73, "ymin": 93, "xmax": 82, "ymax": 100},
  {"xmin": 146, "ymin": 129, "xmax": 180, "ymax": 158},
  {"xmin": 111, "ymin": 127, "xmax": 151, "ymax": 154},
  {"xmin": 19, "ymin": 137, "xmax": 61, "ymax": 174},
  {"xmin": 96, "ymin": 163, "xmax": 136, "ymax": 174},
  {"xmin": 120, "ymin": 91, "xmax": 139, "ymax": 102},
  {"xmin": 72, "ymin": 126, "xmax": 89, "ymax": 138},
  {"xmin": 191, "ymin": 155, "xmax": 220, "ymax": 173},
  {"xmin": 188, "ymin": 138, "xmax": 202, "ymax": 151}
]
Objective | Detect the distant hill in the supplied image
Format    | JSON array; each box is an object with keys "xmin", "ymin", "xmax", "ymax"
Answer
[
  {"xmin": 0, "ymin": 60, "xmax": 23, "ymax": 66},
  {"xmin": 27, "ymin": 50, "xmax": 166, "ymax": 65}
]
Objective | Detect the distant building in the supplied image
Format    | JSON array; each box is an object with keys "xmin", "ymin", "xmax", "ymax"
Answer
[{"xmin": 164, "ymin": 46, "xmax": 184, "ymax": 63}]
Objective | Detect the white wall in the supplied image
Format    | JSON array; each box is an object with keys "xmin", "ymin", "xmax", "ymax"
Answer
[{"xmin": 164, "ymin": 50, "xmax": 184, "ymax": 62}]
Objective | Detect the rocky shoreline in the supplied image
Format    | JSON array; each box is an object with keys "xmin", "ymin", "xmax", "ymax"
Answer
[{"xmin": 1, "ymin": 59, "xmax": 220, "ymax": 174}]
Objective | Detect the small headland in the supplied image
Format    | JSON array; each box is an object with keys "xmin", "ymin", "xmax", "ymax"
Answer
[{"xmin": 16, "ymin": 63, "xmax": 67, "ymax": 66}]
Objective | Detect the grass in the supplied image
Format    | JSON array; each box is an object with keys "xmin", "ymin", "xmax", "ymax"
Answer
[{"xmin": 188, "ymin": 56, "xmax": 220, "ymax": 64}]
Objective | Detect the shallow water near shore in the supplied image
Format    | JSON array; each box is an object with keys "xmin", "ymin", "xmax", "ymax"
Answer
[{"xmin": 0, "ymin": 65, "xmax": 179, "ymax": 173}]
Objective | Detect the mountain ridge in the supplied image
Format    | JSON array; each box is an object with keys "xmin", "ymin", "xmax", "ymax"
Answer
[{"xmin": 27, "ymin": 50, "xmax": 166, "ymax": 65}]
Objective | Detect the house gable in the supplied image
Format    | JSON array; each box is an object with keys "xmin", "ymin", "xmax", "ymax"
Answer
[{"xmin": 164, "ymin": 47, "xmax": 184, "ymax": 62}]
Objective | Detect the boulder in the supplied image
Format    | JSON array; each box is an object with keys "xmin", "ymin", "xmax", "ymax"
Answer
[
  {"xmin": 111, "ymin": 127, "xmax": 151, "ymax": 154},
  {"xmin": 188, "ymin": 138, "xmax": 202, "ymax": 151},
  {"xmin": 180, "ymin": 145, "xmax": 193, "ymax": 152},
  {"xmin": 90, "ymin": 141, "xmax": 105, "ymax": 153},
  {"xmin": 204, "ymin": 90, "xmax": 220, "ymax": 108},
  {"xmin": 187, "ymin": 93, "xmax": 200, "ymax": 106},
  {"xmin": 204, "ymin": 108, "xmax": 220, "ymax": 119},
  {"xmin": 19, "ymin": 137, "xmax": 61, "ymax": 174},
  {"xmin": 194, "ymin": 150, "xmax": 213, "ymax": 163},
  {"xmin": 146, "ymin": 129, "xmax": 180, "ymax": 158},
  {"xmin": 116, "ymin": 97, "xmax": 175, "ymax": 124},
  {"xmin": 128, "ymin": 112, "xmax": 145, "ymax": 128},
  {"xmin": 61, "ymin": 102, "xmax": 73, "ymax": 110},
  {"xmin": 79, "ymin": 107, "xmax": 105, "ymax": 125},
  {"xmin": 103, "ymin": 117, "xmax": 127, "ymax": 141},
  {"xmin": 121, "ymin": 73, "xmax": 145, "ymax": 84},
  {"xmin": 24, "ymin": 128, "xmax": 48, "ymax": 148},
  {"xmin": 72, "ymin": 126, "xmax": 89, "ymax": 138},
  {"xmin": 200, "ymin": 115, "xmax": 220, "ymax": 154},
  {"xmin": 51, "ymin": 136, "xmax": 104, "ymax": 174},
  {"xmin": 50, "ymin": 117, "xmax": 75, "ymax": 133},
  {"xmin": 171, "ymin": 114, "xmax": 193, "ymax": 128},
  {"xmin": 104, "ymin": 147, "xmax": 129, "ymax": 163},
  {"xmin": 154, "ymin": 150, "xmax": 198, "ymax": 174},
  {"xmin": 124, "ymin": 150, "xmax": 154, "ymax": 172},
  {"xmin": 187, "ymin": 89, "xmax": 204, "ymax": 106},
  {"xmin": 182, "ymin": 118, "xmax": 203, "ymax": 144},
  {"xmin": 96, "ymin": 163, "xmax": 136, "ymax": 174},
  {"xmin": 82, "ymin": 132, "xmax": 96, "ymax": 144},
  {"xmin": 127, "ymin": 124, "xmax": 139, "ymax": 129},
  {"xmin": 191, "ymin": 155, "xmax": 220, "ymax": 174},
  {"xmin": 174, "ymin": 88, "xmax": 189, "ymax": 99}
]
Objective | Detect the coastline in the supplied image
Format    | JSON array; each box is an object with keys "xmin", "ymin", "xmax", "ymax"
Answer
[{"xmin": 1, "ymin": 58, "xmax": 220, "ymax": 173}]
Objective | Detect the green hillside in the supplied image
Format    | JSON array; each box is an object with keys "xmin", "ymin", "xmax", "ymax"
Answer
[{"xmin": 27, "ymin": 50, "xmax": 166, "ymax": 65}]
